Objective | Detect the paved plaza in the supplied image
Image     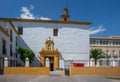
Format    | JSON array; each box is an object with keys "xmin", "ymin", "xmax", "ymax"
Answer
[{"xmin": 0, "ymin": 75, "xmax": 120, "ymax": 82}]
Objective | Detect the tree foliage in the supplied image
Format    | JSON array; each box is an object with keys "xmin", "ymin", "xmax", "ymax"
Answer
[
  {"xmin": 18, "ymin": 47, "xmax": 35, "ymax": 64},
  {"xmin": 90, "ymin": 48, "xmax": 109, "ymax": 65}
]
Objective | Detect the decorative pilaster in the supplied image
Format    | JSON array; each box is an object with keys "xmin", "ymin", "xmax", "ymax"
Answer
[
  {"xmin": 90, "ymin": 58, "xmax": 95, "ymax": 67},
  {"xmin": 4, "ymin": 57, "xmax": 8, "ymax": 67},
  {"xmin": 96, "ymin": 59, "xmax": 100, "ymax": 67},
  {"xmin": 25, "ymin": 57, "xmax": 29, "ymax": 67},
  {"xmin": 112, "ymin": 59, "xmax": 116, "ymax": 67},
  {"xmin": 40, "ymin": 56, "xmax": 45, "ymax": 67},
  {"xmin": 54, "ymin": 55, "xmax": 59, "ymax": 69},
  {"xmin": 45, "ymin": 58, "xmax": 49, "ymax": 67}
]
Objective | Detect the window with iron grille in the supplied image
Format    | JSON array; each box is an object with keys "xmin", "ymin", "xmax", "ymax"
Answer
[
  {"xmin": 10, "ymin": 29, "xmax": 13, "ymax": 42},
  {"xmin": 16, "ymin": 48, "xmax": 18, "ymax": 58},
  {"xmin": 10, "ymin": 45, "xmax": 12, "ymax": 57},
  {"xmin": 2, "ymin": 39, "xmax": 6, "ymax": 54},
  {"xmin": 53, "ymin": 28, "xmax": 58, "ymax": 36},
  {"xmin": 18, "ymin": 26, "xmax": 23, "ymax": 35},
  {"xmin": 16, "ymin": 36, "xmax": 18, "ymax": 47}
]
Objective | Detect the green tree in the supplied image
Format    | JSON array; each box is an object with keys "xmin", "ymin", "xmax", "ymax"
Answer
[
  {"xmin": 18, "ymin": 47, "xmax": 35, "ymax": 64},
  {"xmin": 90, "ymin": 48, "xmax": 109, "ymax": 65}
]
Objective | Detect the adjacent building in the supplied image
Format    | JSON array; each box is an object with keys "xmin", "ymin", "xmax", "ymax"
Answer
[
  {"xmin": 90, "ymin": 36, "xmax": 120, "ymax": 59},
  {"xmin": 0, "ymin": 20, "xmax": 18, "ymax": 71}
]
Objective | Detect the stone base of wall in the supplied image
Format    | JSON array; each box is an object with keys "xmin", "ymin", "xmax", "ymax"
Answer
[
  {"xmin": 69, "ymin": 66, "xmax": 120, "ymax": 76},
  {"xmin": 4, "ymin": 67, "xmax": 50, "ymax": 75}
]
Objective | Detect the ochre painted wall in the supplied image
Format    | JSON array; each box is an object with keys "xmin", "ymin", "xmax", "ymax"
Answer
[
  {"xmin": 4, "ymin": 67, "xmax": 50, "ymax": 75},
  {"xmin": 69, "ymin": 66, "xmax": 120, "ymax": 76}
]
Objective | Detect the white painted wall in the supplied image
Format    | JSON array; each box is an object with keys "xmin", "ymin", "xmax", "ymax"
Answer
[{"xmin": 15, "ymin": 22, "xmax": 89, "ymax": 68}]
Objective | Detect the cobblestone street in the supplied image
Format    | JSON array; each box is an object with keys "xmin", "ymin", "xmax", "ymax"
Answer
[{"xmin": 0, "ymin": 75, "xmax": 120, "ymax": 82}]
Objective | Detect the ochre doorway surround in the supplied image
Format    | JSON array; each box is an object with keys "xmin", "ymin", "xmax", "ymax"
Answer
[{"xmin": 39, "ymin": 37, "xmax": 59, "ymax": 70}]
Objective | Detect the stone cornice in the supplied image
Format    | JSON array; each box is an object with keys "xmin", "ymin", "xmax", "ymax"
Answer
[
  {"xmin": 40, "ymin": 50, "xmax": 59, "ymax": 55},
  {"xmin": 0, "ymin": 18, "xmax": 91, "ymax": 25},
  {"xmin": 90, "ymin": 37, "xmax": 120, "ymax": 40},
  {"xmin": 8, "ymin": 21, "xmax": 18, "ymax": 35},
  {"xmin": 90, "ymin": 45, "xmax": 120, "ymax": 48}
]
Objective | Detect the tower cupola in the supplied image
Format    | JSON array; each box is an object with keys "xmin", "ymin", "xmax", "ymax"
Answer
[{"xmin": 60, "ymin": 8, "xmax": 70, "ymax": 21}]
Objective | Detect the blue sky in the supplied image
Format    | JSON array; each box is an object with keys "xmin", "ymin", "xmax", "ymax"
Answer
[{"xmin": 0, "ymin": 0, "xmax": 120, "ymax": 37}]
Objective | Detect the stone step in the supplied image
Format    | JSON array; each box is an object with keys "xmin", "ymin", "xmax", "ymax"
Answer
[{"xmin": 50, "ymin": 70, "xmax": 65, "ymax": 76}]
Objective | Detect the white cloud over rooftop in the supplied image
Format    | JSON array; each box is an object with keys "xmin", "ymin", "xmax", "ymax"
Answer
[
  {"xmin": 89, "ymin": 25, "xmax": 106, "ymax": 35},
  {"xmin": 20, "ymin": 5, "xmax": 105, "ymax": 35},
  {"xmin": 20, "ymin": 5, "xmax": 51, "ymax": 20}
]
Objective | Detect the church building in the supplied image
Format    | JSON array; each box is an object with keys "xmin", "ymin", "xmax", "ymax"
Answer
[{"xmin": 0, "ymin": 8, "xmax": 91, "ymax": 70}]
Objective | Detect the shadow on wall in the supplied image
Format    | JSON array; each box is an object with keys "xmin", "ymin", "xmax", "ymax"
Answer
[
  {"xmin": 17, "ymin": 36, "xmax": 30, "ymax": 49},
  {"xmin": 17, "ymin": 36, "xmax": 39, "ymax": 66},
  {"xmin": 59, "ymin": 53, "xmax": 65, "ymax": 61}
]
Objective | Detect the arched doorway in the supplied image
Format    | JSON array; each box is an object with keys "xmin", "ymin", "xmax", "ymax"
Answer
[{"xmin": 39, "ymin": 37, "xmax": 59, "ymax": 71}]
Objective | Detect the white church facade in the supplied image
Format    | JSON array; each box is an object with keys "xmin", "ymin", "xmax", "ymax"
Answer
[{"xmin": 0, "ymin": 8, "xmax": 91, "ymax": 70}]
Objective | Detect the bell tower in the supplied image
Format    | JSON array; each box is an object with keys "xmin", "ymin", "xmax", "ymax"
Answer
[
  {"xmin": 45, "ymin": 37, "xmax": 54, "ymax": 51},
  {"xmin": 60, "ymin": 8, "xmax": 70, "ymax": 21}
]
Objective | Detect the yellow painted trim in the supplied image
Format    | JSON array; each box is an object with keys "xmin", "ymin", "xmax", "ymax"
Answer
[
  {"xmin": 8, "ymin": 21, "xmax": 18, "ymax": 35},
  {"xmin": 0, "ymin": 19, "xmax": 18, "ymax": 35},
  {"xmin": 0, "ymin": 26, "xmax": 9, "ymax": 37},
  {"xmin": 0, "ymin": 18, "xmax": 91, "ymax": 25}
]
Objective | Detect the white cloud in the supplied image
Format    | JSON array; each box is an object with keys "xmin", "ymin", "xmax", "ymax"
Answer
[
  {"xmin": 40, "ymin": 16, "xmax": 51, "ymax": 20},
  {"xmin": 89, "ymin": 25, "xmax": 106, "ymax": 35},
  {"xmin": 20, "ymin": 5, "xmax": 51, "ymax": 20},
  {"xmin": 30, "ymin": 5, "xmax": 34, "ymax": 9},
  {"xmin": 20, "ymin": 6, "xmax": 35, "ymax": 19}
]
